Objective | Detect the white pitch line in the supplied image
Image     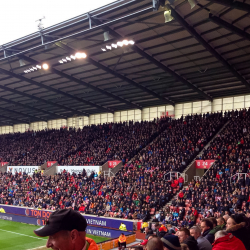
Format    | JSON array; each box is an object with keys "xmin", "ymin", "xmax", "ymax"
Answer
[
  {"xmin": 27, "ymin": 246, "xmax": 46, "ymax": 250},
  {"xmin": 0, "ymin": 228, "xmax": 46, "ymax": 240}
]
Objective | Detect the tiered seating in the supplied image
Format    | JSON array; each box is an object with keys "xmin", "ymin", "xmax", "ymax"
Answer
[
  {"xmin": 164, "ymin": 109, "xmax": 250, "ymax": 227},
  {"xmin": 0, "ymin": 112, "xmax": 228, "ymax": 220}
]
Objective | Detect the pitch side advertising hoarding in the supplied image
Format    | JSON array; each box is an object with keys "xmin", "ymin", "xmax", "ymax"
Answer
[
  {"xmin": 7, "ymin": 166, "xmax": 39, "ymax": 175},
  {"xmin": 56, "ymin": 165, "xmax": 100, "ymax": 176},
  {"xmin": 0, "ymin": 213, "xmax": 132, "ymax": 238},
  {"xmin": 0, "ymin": 205, "xmax": 134, "ymax": 231}
]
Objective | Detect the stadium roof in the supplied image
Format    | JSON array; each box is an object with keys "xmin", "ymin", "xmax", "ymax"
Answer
[{"xmin": 0, "ymin": 0, "xmax": 250, "ymax": 125}]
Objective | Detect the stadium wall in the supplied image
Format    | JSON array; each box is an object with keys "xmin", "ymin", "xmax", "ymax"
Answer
[{"xmin": 0, "ymin": 94, "xmax": 248, "ymax": 134}]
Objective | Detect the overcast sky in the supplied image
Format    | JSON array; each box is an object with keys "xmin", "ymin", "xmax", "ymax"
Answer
[{"xmin": 0, "ymin": 0, "xmax": 116, "ymax": 46}]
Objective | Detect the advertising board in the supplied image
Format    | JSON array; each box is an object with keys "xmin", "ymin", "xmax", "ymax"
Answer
[
  {"xmin": 57, "ymin": 165, "xmax": 100, "ymax": 176},
  {"xmin": 7, "ymin": 166, "xmax": 39, "ymax": 175}
]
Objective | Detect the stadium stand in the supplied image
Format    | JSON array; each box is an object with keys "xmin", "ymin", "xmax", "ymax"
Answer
[
  {"xmin": 0, "ymin": 112, "xmax": 227, "ymax": 219},
  {"xmin": 162, "ymin": 109, "xmax": 250, "ymax": 228}
]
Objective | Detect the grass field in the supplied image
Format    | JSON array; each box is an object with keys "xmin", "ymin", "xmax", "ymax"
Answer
[{"xmin": 0, "ymin": 219, "xmax": 110, "ymax": 250}]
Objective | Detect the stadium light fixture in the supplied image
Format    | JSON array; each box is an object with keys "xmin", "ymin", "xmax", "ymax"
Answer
[
  {"xmin": 101, "ymin": 40, "xmax": 135, "ymax": 52},
  {"xmin": 164, "ymin": 8, "xmax": 174, "ymax": 23},
  {"xmin": 188, "ymin": 0, "xmax": 198, "ymax": 9},
  {"xmin": 42, "ymin": 63, "xmax": 49, "ymax": 70},
  {"xmin": 58, "ymin": 52, "xmax": 87, "ymax": 64}
]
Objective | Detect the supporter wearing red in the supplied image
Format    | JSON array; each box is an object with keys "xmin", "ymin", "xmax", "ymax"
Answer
[
  {"xmin": 226, "ymin": 214, "xmax": 250, "ymax": 250},
  {"xmin": 212, "ymin": 230, "xmax": 246, "ymax": 250}
]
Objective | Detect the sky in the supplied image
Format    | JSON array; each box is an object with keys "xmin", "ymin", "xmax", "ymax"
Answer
[{"xmin": 0, "ymin": 0, "xmax": 117, "ymax": 46}]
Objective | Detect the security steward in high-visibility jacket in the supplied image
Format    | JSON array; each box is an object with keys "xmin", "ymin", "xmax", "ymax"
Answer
[
  {"xmin": 118, "ymin": 233, "xmax": 127, "ymax": 249},
  {"xmin": 119, "ymin": 222, "xmax": 127, "ymax": 231}
]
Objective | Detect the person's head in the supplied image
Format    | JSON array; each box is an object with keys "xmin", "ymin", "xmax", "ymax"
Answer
[
  {"xmin": 34, "ymin": 209, "xmax": 87, "ymax": 250},
  {"xmin": 161, "ymin": 235, "xmax": 181, "ymax": 250},
  {"xmin": 209, "ymin": 217, "xmax": 217, "ymax": 228},
  {"xmin": 217, "ymin": 217, "xmax": 226, "ymax": 226},
  {"xmin": 146, "ymin": 237, "xmax": 164, "ymax": 250},
  {"xmin": 226, "ymin": 214, "xmax": 248, "ymax": 230},
  {"xmin": 180, "ymin": 244, "xmax": 189, "ymax": 250},
  {"xmin": 120, "ymin": 233, "xmax": 125, "ymax": 236},
  {"xmin": 214, "ymin": 230, "xmax": 228, "ymax": 241},
  {"xmin": 178, "ymin": 228, "xmax": 190, "ymax": 244},
  {"xmin": 223, "ymin": 214, "xmax": 230, "ymax": 222},
  {"xmin": 148, "ymin": 235, "xmax": 158, "ymax": 241},
  {"xmin": 145, "ymin": 227, "xmax": 149, "ymax": 234},
  {"xmin": 200, "ymin": 219, "xmax": 213, "ymax": 233},
  {"xmin": 190, "ymin": 226, "xmax": 201, "ymax": 240}
]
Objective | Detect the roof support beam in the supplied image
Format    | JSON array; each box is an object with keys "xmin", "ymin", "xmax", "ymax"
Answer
[
  {"xmin": 0, "ymin": 106, "xmax": 46, "ymax": 122},
  {"xmin": 0, "ymin": 68, "xmax": 88, "ymax": 117},
  {"xmin": 207, "ymin": 0, "xmax": 250, "ymax": 12},
  {"xmin": 54, "ymin": 42, "xmax": 174, "ymax": 106},
  {"xmin": 209, "ymin": 14, "xmax": 250, "ymax": 42},
  {"xmin": 19, "ymin": 52, "xmax": 142, "ymax": 110},
  {"xmin": 91, "ymin": 18, "xmax": 212, "ymax": 102},
  {"xmin": 0, "ymin": 96, "xmax": 66, "ymax": 120},
  {"xmin": 169, "ymin": 6, "xmax": 250, "ymax": 92},
  {"xmin": 0, "ymin": 113, "xmax": 29, "ymax": 124}
]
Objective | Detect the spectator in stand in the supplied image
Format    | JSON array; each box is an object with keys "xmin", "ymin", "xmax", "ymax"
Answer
[
  {"xmin": 226, "ymin": 214, "xmax": 250, "ymax": 250},
  {"xmin": 212, "ymin": 230, "xmax": 246, "ymax": 250},
  {"xmin": 201, "ymin": 219, "xmax": 215, "ymax": 244},
  {"xmin": 161, "ymin": 235, "xmax": 181, "ymax": 250},
  {"xmin": 178, "ymin": 228, "xmax": 199, "ymax": 250},
  {"xmin": 146, "ymin": 237, "xmax": 164, "ymax": 250},
  {"xmin": 190, "ymin": 226, "xmax": 212, "ymax": 250}
]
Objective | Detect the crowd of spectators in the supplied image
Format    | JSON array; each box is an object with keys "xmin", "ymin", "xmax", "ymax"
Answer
[
  {"xmin": 158, "ymin": 109, "xmax": 250, "ymax": 234},
  {"xmin": 0, "ymin": 119, "xmax": 169, "ymax": 166},
  {"xmin": 0, "ymin": 112, "xmax": 227, "ymax": 220}
]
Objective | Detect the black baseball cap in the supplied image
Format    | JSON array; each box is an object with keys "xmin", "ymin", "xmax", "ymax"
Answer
[{"xmin": 34, "ymin": 209, "xmax": 87, "ymax": 237}]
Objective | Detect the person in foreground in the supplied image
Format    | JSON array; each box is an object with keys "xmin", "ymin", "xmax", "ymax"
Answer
[
  {"xmin": 212, "ymin": 230, "xmax": 246, "ymax": 250},
  {"xmin": 34, "ymin": 209, "xmax": 98, "ymax": 250}
]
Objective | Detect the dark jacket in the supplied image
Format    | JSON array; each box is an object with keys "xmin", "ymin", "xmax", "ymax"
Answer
[
  {"xmin": 183, "ymin": 236, "xmax": 199, "ymax": 250},
  {"xmin": 226, "ymin": 222, "xmax": 250, "ymax": 250},
  {"xmin": 202, "ymin": 229, "xmax": 214, "ymax": 244}
]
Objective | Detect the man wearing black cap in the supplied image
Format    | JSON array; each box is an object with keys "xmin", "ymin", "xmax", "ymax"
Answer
[{"xmin": 34, "ymin": 209, "xmax": 98, "ymax": 250}]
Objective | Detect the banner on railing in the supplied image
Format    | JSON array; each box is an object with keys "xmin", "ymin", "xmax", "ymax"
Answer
[
  {"xmin": 1, "ymin": 162, "xmax": 8, "ymax": 166},
  {"xmin": 196, "ymin": 160, "xmax": 215, "ymax": 169},
  {"xmin": 0, "ymin": 205, "xmax": 134, "ymax": 231},
  {"xmin": 57, "ymin": 166, "xmax": 100, "ymax": 176},
  {"xmin": 47, "ymin": 161, "xmax": 57, "ymax": 168},
  {"xmin": 7, "ymin": 166, "xmax": 39, "ymax": 175},
  {"xmin": 108, "ymin": 160, "xmax": 121, "ymax": 168}
]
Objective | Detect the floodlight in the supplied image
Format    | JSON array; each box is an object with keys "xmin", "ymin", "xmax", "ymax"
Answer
[
  {"xmin": 33, "ymin": 67, "xmax": 37, "ymax": 70},
  {"xmin": 188, "ymin": 0, "xmax": 198, "ymax": 9},
  {"xmin": 123, "ymin": 40, "xmax": 129, "ymax": 46},
  {"xmin": 101, "ymin": 48, "xmax": 106, "ymax": 52},
  {"xmin": 81, "ymin": 53, "xmax": 87, "ymax": 58},
  {"xmin": 106, "ymin": 45, "xmax": 112, "ymax": 50},
  {"xmin": 164, "ymin": 9, "xmax": 174, "ymax": 23},
  {"xmin": 62, "ymin": 59, "xmax": 67, "ymax": 62},
  {"xmin": 66, "ymin": 57, "xmax": 71, "ymax": 61},
  {"xmin": 59, "ymin": 60, "xmax": 64, "ymax": 64},
  {"xmin": 70, "ymin": 55, "xmax": 76, "ymax": 60},
  {"xmin": 24, "ymin": 70, "xmax": 27, "ymax": 73},
  {"xmin": 42, "ymin": 63, "xmax": 49, "ymax": 70},
  {"xmin": 117, "ymin": 41, "xmax": 123, "ymax": 47},
  {"xmin": 111, "ymin": 43, "xmax": 118, "ymax": 48},
  {"xmin": 128, "ymin": 40, "xmax": 135, "ymax": 45},
  {"xmin": 19, "ymin": 59, "xmax": 26, "ymax": 67},
  {"xmin": 36, "ymin": 65, "xmax": 41, "ymax": 69},
  {"xmin": 75, "ymin": 52, "xmax": 82, "ymax": 59},
  {"xmin": 104, "ymin": 31, "xmax": 110, "ymax": 41}
]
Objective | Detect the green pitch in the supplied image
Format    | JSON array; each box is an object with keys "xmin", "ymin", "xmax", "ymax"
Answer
[{"xmin": 0, "ymin": 219, "xmax": 110, "ymax": 250}]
